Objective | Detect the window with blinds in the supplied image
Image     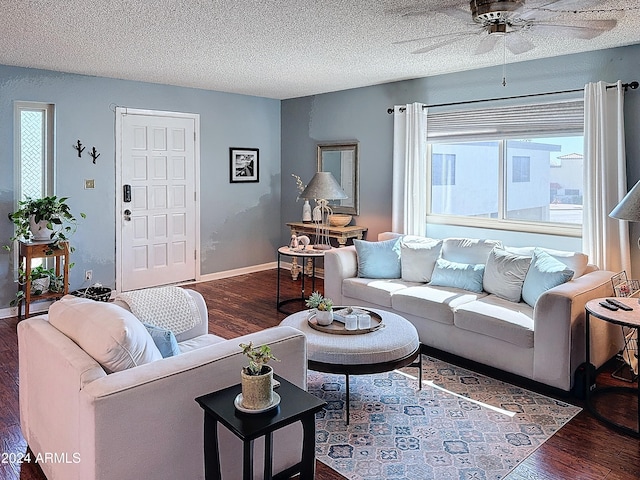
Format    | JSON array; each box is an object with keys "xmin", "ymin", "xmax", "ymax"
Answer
[{"xmin": 427, "ymin": 99, "xmax": 584, "ymax": 235}]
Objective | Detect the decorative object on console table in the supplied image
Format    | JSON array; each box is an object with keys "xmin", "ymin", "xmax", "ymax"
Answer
[
  {"xmin": 302, "ymin": 199, "xmax": 312, "ymax": 222},
  {"xmin": 300, "ymin": 171, "xmax": 347, "ymax": 250},
  {"xmin": 286, "ymin": 221, "xmax": 367, "ymax": 248},
  {"xmin": 229, "ymin": 147, "xmax": 259, "ymax": 183}
]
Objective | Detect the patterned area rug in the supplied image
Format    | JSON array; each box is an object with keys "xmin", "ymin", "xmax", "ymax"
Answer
[{"xmin": 308, "ymin": 355, "xmax": 580, "ymax": 480}]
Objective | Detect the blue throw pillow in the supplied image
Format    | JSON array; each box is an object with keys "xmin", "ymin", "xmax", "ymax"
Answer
[
  {"xmin": 429, "ymin": 258, "xmax": 485, "ymax": 293},
  {"xmin": 354, "ymin": 238, "xmax": 402, "ymax": 279},
  {"xmin": 522, "ymin": 249, "xmax": 574, "ymax": 308},
  {"xmin": 143, "ymin": 323, "xmax": 181, "ymax": 358}
]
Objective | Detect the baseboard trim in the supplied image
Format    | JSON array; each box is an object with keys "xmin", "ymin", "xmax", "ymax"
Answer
[
  {"xmin": 196, "ymin": 262, "xmax": 278, "ymax": 282},
  {"xmin": 0, "ymin": 301, "xmax": 52, "ymax": 320}
]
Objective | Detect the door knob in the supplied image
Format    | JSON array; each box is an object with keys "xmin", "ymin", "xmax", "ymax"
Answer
[{"xmin": 124, "ymin": 209, "xmax": 131, "ymax": 221}]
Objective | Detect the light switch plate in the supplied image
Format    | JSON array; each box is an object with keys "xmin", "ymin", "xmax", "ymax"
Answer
[{"xmin": 84, "ymin": 179, "xmax": 95, "ymax": 189}]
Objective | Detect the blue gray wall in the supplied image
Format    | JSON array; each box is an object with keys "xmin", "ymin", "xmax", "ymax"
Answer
[
  {"xmin": 281, "ymin": 43, "xmax": 640, "ymax": 274},
  {"xmin": 0, "ymin": 65, "xmax": 281, "ymax": 308}
]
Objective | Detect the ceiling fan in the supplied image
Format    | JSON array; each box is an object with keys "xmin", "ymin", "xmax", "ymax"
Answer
[{"xmin": 392, "ymin": 0, "xmax": 618, "ymax": 56}]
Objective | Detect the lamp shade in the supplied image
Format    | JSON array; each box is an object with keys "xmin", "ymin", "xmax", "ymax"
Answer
[
  {"xmin": 610, "ymin": 180, "xmax": 640, "ymax": 222},
  {"xmin": 300, "ymin": 171, "xmax": 348, "ymax": 200}
]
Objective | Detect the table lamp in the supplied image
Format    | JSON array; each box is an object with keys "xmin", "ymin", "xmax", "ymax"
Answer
[
  {"xmin": 300, "ymin": 172, "xmax": 347, "ymax": 250},
  {"xmin": 610, "ymin": 179, "xmax": 640, "ymax": 248}
]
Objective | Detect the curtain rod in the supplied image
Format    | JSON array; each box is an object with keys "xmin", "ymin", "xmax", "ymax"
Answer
[{"xmin": 386, "ymin": 80, "xmax": 639, "ymax": 114}]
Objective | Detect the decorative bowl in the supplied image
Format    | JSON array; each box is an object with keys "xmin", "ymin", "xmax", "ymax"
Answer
[{"xmin": 328, "ymin": 214, "xmax": 352, "ymax": 227}]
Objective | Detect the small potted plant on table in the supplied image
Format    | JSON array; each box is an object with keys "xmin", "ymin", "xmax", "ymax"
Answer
[
  {"xmin": 239, "ymin": 342, "xmax": 280, "ymax": 410},
  {"xmin": 305, "ymin": 291, "xmax": 334, "ymax": 326}
]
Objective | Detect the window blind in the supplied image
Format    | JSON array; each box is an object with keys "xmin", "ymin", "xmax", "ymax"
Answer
[{"xmin": 427, "ymin": 99, "xmax": 584, "ymax": 142}]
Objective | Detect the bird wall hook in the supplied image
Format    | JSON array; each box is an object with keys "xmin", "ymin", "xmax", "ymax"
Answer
[
  {"xmin": 89, "ymin": 147, "xmax": 100, "ymax": 164},
  {"xmin": 73, "ymin": 139, "xmax": 85, "ymax": 158}
]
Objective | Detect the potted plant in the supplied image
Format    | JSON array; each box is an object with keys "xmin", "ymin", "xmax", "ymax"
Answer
[
  {"xmin": 10, "ymin": 265, "xmax": 65, "ymax": 307},
  {"xmin": 5, "ymin": 195, "xmax": 86, "ymax": 251},
  {"xmin": 305, "ymin": 291, "xmax": 334, "ymax": 325},
  {"xmin": 239, "ymin": 342, "xmax": 280, "ymax": 410}
]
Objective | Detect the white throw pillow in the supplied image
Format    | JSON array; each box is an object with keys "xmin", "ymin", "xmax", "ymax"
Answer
[
  {"xmin": 505, "ymin": 246, "xmax": 587, "ymax": 278},
  {"xmin": 441, "ymin": 238, "xmax": 503, "ymax": 265},
  {"xmin": 400, "ymin": 237, "xmax": 443, "ymax": 283},
  {"xmin": 483, "ymin": 247, "xmax": 532, "ymax": 302},
  {"xmin": 49, "ymin": 295, "xmax": 162, "ymax": 373}
]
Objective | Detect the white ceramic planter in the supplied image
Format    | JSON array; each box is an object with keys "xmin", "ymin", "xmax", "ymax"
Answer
[
  {"xmin": 29, "ymin": 216, "xmax": 54, "ymax": 241},
  {"xmin": 315, "ymin": 309, "xmax": 333, "ymax": 326},
  {"xmin": 30, "ymin": 276, "xmax": 50, "ymax": 295}
]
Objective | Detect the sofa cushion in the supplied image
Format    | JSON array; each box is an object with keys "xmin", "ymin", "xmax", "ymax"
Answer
[
  {"xmin": 522, "ymin": 249, "xmax": 574, "ymax": 308},
  {"xmin": 429, "ymin": 258, "xmax": 485, "ymax": 293},
  {"xmin": 505, "ymin": 246, "xmax": 587, "ymax": 278},
  {"xmin": 143, "ymin": 323, "xmax": 181, "ymax": 358},
  {"xmin": 392, "ymin": 285, "xmax": 486, "ymax": 325},
  {"xmin": 441, "ymin": 238, "xmax": 502, "ymax": 264},
  {"xmin": 354, "ymin": 238, "xmax": 402, "ymax": 279},
  {"xmin": 483, "ymin": 247, "xmax": 532, "ymax": 302},
  {"xmin": 454, "ymin": 295, "xmax": 534, "ymax": 348},
  {"xmin": 178, "ymin": 333, "xmax": 226, "ymax": 353},
  {"xmin": 400, "ymin": 237, "xmax": 443, "ymax": 283},
  {"xmin": 342, "ymin": 277, "xmax": 414, "ymax": 307},
  {"xmin": 48, "ymin": 295, "xmax": 162, "ymax": 373}
]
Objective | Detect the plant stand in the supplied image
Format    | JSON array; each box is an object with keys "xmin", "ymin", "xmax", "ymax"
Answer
[{"xmin": 17, "ymin": 240, "xmax": 69, "ymax": 319}]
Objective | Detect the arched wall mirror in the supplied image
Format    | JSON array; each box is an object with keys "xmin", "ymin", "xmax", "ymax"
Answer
[{"xmin": 317, "ymin": 141, "xmax": 359, "ymax": 216}]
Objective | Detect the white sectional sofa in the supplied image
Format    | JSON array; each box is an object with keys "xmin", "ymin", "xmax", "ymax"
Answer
[
  {"xmin": 324, "ymin": 233, "xmax": 623, "ymax": 392},
  {"xmin": 18, "ymin": 289, "xmax": 307, "ymax": 480}
]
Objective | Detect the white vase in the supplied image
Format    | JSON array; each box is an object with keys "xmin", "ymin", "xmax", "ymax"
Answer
[
  {"xmin": 302, "ymin": 200, "xmax": 312, "ymax": 222},
  {"xmin": 29, "ymin": 216, "xmax": 54, "ymax": 241},
  {"xmin": 31, "ymin": 276, "xmax": 50, "ymax": 295},
  {"xmin": 315, "ymin": 309, "xmax": 333, "ymax": 326}
]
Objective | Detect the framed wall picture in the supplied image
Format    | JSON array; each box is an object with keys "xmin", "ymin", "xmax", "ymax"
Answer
[{"xmin": 229, "ymin": 147, "xmax": 259, "ymax": 183}]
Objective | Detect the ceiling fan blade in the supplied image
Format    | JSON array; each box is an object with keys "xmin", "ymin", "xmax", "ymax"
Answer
[
  {"xmin": 474, "ymin": 34, "xmax": 500, "ymax": 55},
  {"xmin": 505, "ymin": 33, "xmax": 535, "ymax": 55},
  {"xmin": 393, "ymin": 30, "xmax": 475, "ymax": 46},
  {"xmin": 440, "ymin": 7, "xmax": 473, "ymax": 23},
  {"xmin": 411, "ymin": 34, "xmax": 471, "ymax": 54},
  {"xmin": 518, "ymin": 0, "xmax": 600, "ymax": 21},
  {"xmin": 530, "ymin": 20, "xmax": 617, "ymax": 40}
]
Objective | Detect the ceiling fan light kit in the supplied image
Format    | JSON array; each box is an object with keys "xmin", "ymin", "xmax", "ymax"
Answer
[{"xmin": 471, "ymin": 0, "xmax": 524, "ymax": 24}]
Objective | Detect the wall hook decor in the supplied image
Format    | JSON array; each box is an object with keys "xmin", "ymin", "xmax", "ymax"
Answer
[
  {"xmin": 89, "ymin": 147, "xmax": 100, "ymax": 164},
  {"xmin": 73, "ymin": 140, "xmax": 85, "ymax": 158}
]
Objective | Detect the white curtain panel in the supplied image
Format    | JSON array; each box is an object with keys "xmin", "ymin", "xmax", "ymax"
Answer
[
  {"xmin": 392, "ymin": 102, "xmax": 428, "ymax": 236},
  {"xmin": 583, "ymin": 80, "xmax": 631, "ymax": 274}
]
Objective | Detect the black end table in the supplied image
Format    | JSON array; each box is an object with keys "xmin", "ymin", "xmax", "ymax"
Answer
[
  {"xmin": 195, "ymin": 375, "xmax": 326, "ymax": 479},
  {"xmin": 585, "ymin": 297, "xmax": 640, "ymax": 437}
]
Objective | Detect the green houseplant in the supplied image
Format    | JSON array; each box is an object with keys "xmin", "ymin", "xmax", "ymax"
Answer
[
  {"xmin": 6, "ymin": 195, "xmax": 85, "ymax": 251},
  {"xmin": 305, "ymin": 291, "xmax": 334, "ymax": 326},
  {"xmin": 239, "ymin": 342, "xmax": 279, "ymax": 410},
  {"xmin": 10, "ymin": 265, "xmax": 65, "ymax": 307}
]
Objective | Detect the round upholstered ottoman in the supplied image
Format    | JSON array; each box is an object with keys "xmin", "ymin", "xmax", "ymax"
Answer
[{"xmin": 280, "ymin": 307, "xmax": 421, "ymax": 422}]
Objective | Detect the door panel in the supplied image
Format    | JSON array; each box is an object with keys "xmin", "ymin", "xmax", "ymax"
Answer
[{"xmin": 118, "ymin": 111, "xmax": 197, "ymax": 291}]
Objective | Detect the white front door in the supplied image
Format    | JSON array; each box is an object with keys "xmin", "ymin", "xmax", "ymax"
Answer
[{"xmin": 116, "ymin": 108, "xmax": 200, "ymax": 292}]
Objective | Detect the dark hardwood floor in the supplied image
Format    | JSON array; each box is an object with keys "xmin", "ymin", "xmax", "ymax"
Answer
[{"xmin": 1, "ymin": 269, "xmax": 638, "ymax": 479}]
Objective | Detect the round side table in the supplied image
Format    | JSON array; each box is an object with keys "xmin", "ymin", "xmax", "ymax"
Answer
[
  {"xmin": 276, "ymin": 246, "xmax": 327, "ymax": 314},
  {"xmin": 585, "ymin": 297, "xmax": 640, "ymax": 437}
]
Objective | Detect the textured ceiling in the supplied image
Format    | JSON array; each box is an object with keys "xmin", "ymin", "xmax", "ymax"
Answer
[{"xmin": 1, "ymin": 0, "xmax": 639, "ymax": 99}]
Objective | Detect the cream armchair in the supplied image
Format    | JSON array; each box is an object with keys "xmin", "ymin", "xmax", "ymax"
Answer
[{"xmin": 18, "ymin": 289, "xmax": 307, "ymax": 480}]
